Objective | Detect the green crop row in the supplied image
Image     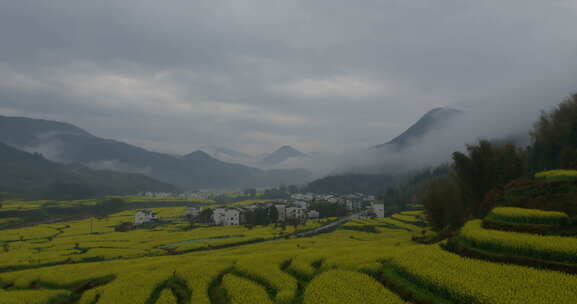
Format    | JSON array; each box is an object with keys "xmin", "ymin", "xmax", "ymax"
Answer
[
  {"xmin": 385, "ymin": 245, "xmax": 577, "ymax": 303},
  {"xmin": 459, "ymin": 220, "xmax": 577, "ymax": 264},
  {"xmin": 534, "ymin": 169, "xmax": 577, "ymax": 180},
  {"xmin": 485, "ymin": 207, "xmax": 569, "ymax": 226},
  {"xmin": 303, "ymin": 270, "xmax": 406, "ymax": 304}
]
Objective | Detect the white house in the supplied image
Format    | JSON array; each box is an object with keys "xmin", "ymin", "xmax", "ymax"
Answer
[
  {"xmin": 212, "ymin": 208, "xmax": 227, "ymax": 225},
  {"xmin": 345, "ymin": 200, "xmax": 354, "ymax": 211},
  {"xmin": 307, "ymin": 210, "xmax": 320, "ymax": 220},
  {"xmin": 291, "ymin": 193, "xmax": 305, "ymax": 200},
  {"xmin": 372, "ymin": 204, "xmax": 385, "ymax": 218},
  {"xmin": 135, "ymin": 209, "xmax": 158, "ymax": 225},
  {"xmin": 275, "ymin": 204, "xmax": 287, "ymax": 222},
  {"xmin": 223, "ymin": 208, "xmax": 242, "ymax": 226},
  {"xmin": 294, "ymin": 200, "xmax": 309, "ymax": 209},
  {"xmin": 303, "ymin": 194, "xmax": 315, "ymax": 201},
  {"xmin": 186, "ymin": 206, "xmax": 202, "ymax": 218},
  {"xmin": 212, "ymin": 208, "xmax": 243, "ymax": 226},
  {"xmin": 286, "ymin": 207, "xmax": 307, "ymax": 223},
  {"xmin": 327, "ymin": 197, "xmax": 338, "ymax": 204}
]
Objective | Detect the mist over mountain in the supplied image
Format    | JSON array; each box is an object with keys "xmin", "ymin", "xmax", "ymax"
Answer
[
  {"xmin": 258, "ymin": 145, "xmax": 307, "ymax": 167},
  {"xmin": 307, "ymin": 102, "xmax": 537, "ymax": 179},
  {"xmin": 199, "ymin": 146, "xmax": 255, "ymax": 164},
  {"xmin": 0, "ymin": 142, "xmax": 176, "ymax": 199},
  {"xmin": 0, "ymin": 115, "xmax": 312, "ymax": 189},
  {"xmin": 375, "ymin": 107, "xmax": 463, "ymax": 151},
  {"xmin": 200, "ymin": 145, "xmax": 310, "ymax": 169}
]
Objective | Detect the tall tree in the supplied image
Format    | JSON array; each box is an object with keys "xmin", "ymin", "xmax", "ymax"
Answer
[
  {"xmin": 530, "ymin": 93, "xmax": 577, "ymax": 171},
  {"xmin": 423, "ymin": 177, "xmax": 466, "ymax": 231},
  {"xmin": 452, "ymin": 140, "xmax": 525, "ymax": 217}
]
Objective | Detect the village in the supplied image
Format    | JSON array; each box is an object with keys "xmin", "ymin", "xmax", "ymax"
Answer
[{"xmin": 134, "ymin": 193, "xmax": 382, "ymax": 227}]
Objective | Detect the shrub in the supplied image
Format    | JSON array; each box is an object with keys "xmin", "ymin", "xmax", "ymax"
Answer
[{"xmin": 423, "ymin": 178, "xmax": 466, "ymax": 231}]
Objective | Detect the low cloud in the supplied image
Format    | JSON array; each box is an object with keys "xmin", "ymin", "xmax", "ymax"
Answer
[
  {"xmin": 272, "ymin": 75, "xmax": 388, "ymax": 98},
  {"xmin": 0, "ymin": 0, "xmax": 575, "ymax": 162}
]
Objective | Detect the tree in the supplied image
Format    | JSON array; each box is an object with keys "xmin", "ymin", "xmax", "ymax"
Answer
[
  {"xmin": 309, "ymin": 201, "xmax": 348, "ymax": 218},
  {"xmin": 196, "ymin": 208, "xmax": 214, "ymax": 224},
  {"xmin": 530, "ymin": 93, "xmax": 577, "ymax": 171},
  {"xmin": 452, "ymin": 140, "xmax": 525, "ymax": 217},
  {"xmin": 244, "ymin": 206, "xmax": 279, "ymax": 226},
  {"xmin": 382, "ymin": 187, "xmax": 407, "ymax": 211},
  {"xmin": 423, "ymin": 177, "xmax": 466, "ymax": 231},
  {"xmin": 267, "ymin": 205, "xmax": 279, "ymax": 223}
]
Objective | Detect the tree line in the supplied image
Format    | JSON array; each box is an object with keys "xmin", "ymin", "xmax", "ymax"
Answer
[{"xmin": 424, "ymin": 93, "xmax": 577, "ymax": 231}]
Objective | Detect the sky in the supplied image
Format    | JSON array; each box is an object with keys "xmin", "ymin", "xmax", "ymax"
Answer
[{"xmin": 0, "ymin": 0, "xmax": 576, "ymax": 156}]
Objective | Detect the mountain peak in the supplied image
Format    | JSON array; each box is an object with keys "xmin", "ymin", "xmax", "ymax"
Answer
[
  {"xmin": 0, "ymin": 115, "xmax": 92, "ymax": 148},
  {"xmin": 276, "ymin": 145, "xmax": 304, "ymax": 155},
  {"xmin": 258, "ymin": 145, "xmax": 306, "ymax": 166},
  {"xmin": 184, "ymin": 150, "xmax": 217, "ymax": 162},
  {"xmin": 376, "ymin": 107, "xmax": 463, "ymax": 150},
  {"xmin": 200, "ymin": 146, "xmax": 253, "ymax": 159}
]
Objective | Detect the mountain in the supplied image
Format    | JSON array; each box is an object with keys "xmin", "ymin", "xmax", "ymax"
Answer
[
  {"xmin": 375, "ymin": 107, "xmax": 463, "ymax": 150},
  {"xmin": 258, "ymin": 145, "xmax": 307, "ymax": 166},
  {"xmin": 0, "ymin": 115, "xmax": 311, "ymax": 189},
  {"xmin": 0, "ymin": 142, "xmax": 176, "ymax": 199},
  {"xmin": 305, "ymin": 173, "xmax": 396, "ymax": 195},
  {"xmin": 199, "ymin": 146, "xmax": 255, "ymax": 164}
]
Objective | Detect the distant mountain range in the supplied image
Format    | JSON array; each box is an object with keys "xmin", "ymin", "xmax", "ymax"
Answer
[
  {"xmin": 199, "ymin": 146, "xmax": 255, "ymax": 164},
  {"xmin": 0, "ymin": 142, "xmax": 176, "ymax": 199},
  {"xmin": 375, "ymin": 107, "xmax": 463, "ymax": 150},
  {"xmin": 200, "ymin": 145, "xmax": 309, "ymax": 168},
  {"xmin": 258, "ymin": 145, "xmax": 307, "ymax": 166},
  {"xmin": 0, "ymin": 115, "xmax": 311, "ymax": 189}
]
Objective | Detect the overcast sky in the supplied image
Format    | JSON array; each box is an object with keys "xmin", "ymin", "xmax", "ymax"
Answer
[{"xmin": 1, "ymin": 0, "xmax": 576, "ymax": 155}]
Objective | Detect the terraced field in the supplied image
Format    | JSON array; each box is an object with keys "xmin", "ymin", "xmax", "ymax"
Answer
[
  {"xmin": 486, "ymin": 207, "xmax": 569, "ymax": 225},
  {"xmin": 0, "ymin": 207, "xmax": 329, "ymax": 271},
  {"xmin": 1, "ymin": 207, "xmax": 576, "ymax": 303}
]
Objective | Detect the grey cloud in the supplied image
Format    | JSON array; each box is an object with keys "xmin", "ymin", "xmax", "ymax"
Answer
[{"xmin": 0, "ymin": 0, "xmax": 576, "ymax": 160}]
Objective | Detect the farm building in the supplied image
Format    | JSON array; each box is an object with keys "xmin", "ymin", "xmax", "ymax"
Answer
[
  {"xmin": 286, "ymin": 207, "xmax": 307, "ymax": 223},
  {"xmin": 372, "ymin": 204, "xmax": 385, "ymax": 218},
  {"xmin": 212, "ymin": 208, "xmax": 244, "ymax": 226},
  {"xmin": 135, "ymin": 209, "xmax": 158, "ymax": 225},
  {"xmin": 307, "ymin": 210, "xmax": 320, "ymax": 220},
  {"xmin": 275, "ymin": 204, "xmax": 287, "ymax": 222}
]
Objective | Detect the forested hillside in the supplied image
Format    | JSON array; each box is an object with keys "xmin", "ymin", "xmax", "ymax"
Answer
[{"xmin": 0, "ymin": 142, "xmax": 176, "ymax": 199}]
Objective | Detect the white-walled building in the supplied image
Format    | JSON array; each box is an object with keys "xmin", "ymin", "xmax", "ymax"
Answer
[
  {"xmin": 291, "ymin": 193, "xmax": 305, "ymax": 200},
  {"xmin": 345, "ymin": 200, "xmax": 354, "ymax": 211},
  {"xmin": 286, "ymin": 207, "xmax": 307, "ymax": 223},
  {"xmin": 294, "ymin": 200, "xmax": 309, "ymax": 209},
  {"xmin": 327, "ymin": 197, "xmax": 338, "ymax": 204},
  {"xmin": 223, "ymin": 209, "xmax": 242, "ymax": 226},
  {"xmin": 308, "ymin": 210, "xmax": 320, "ymax": 220},
  {"xmin": 135, "ymin": 209, "xmax": 158, "ymax": 225},
  {"xmin": 275, "ymin": 204, "xmax": 287, "ymax": 222},
  {"xmin": 212, "ymin": 208, "xmax": 227, "ymax": 226},
  {"xmin": 372, "ymin": 204, "xmax": 385, "ymax": 218},
  {"xmin": 212, "ymin": 208, "xmax": 243, "ymax": 226}
]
